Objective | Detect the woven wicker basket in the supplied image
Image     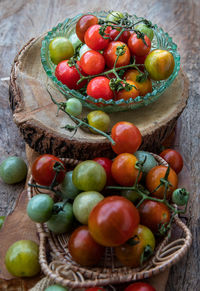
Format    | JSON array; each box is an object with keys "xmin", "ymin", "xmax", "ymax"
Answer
[{"xmin": 27, "ymin": 154, "xmax": 192, "ymax": 288}]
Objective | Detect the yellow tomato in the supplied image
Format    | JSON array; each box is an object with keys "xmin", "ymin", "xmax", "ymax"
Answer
[{"xmin": 87, "ymin": 110, "xmax": 111, "ymax": 133}]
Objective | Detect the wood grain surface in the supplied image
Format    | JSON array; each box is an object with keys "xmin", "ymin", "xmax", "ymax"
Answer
[{"xmin": 0, "ymin": 1, "xmax": 199, "ymax": 290}]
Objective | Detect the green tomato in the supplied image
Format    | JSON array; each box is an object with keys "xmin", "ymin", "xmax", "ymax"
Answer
[
  {"xmin": 106, "ymin": 11, "xmax": 124, "ymax": 23},
  {"xmin": 79, "ymin": 44, "xmax": 91, "ymax": 59},
  {"xmin": 0, "ymin": 156, "xmax": 27, "ymax": 184},
  {"xmin": 135, "ymin": 23, "xmax": 154, "ymax": 41},
  {"xmin": 121, "ymin": 189, "xmax": 141, "ymax": 203},
  {"xmin": 87, "ymin": 110, "xmax": 111, "ymax": 133},
  {"xmin": 5, "ymin": 240, "xmax": 40, "ymax": 277},
  {"xmin": 73, "ymin": 191, "xmax": 104, "ymax": 224},
  {"xmin": 47, "ymin": 202, "xmax": 74, "ymax": 234},
  {"xmin": 44, "ymin": 285, "xmax": 68, "ymax": 291},
  {"xmin": 72, "ymin": 161, "xmax": 106, "ymax": 192},
  {"xmin": 172, "ymin": 188, "xmax": 189, "ymax": 206},
  {"xmin": 0, "ymin": 216, "xmax": 5, "ymax": 229},
  {"xmin": 27, "ymin": 194, "xmax": 54, "ymax": 223},
  {"xmin": 49, "ymin": 37, "xmax": 74, "ymax": 65},
  {"xmin": 65, "ymin": 98, "xmax": 82, "ymax": 117},
  {"xmin": 68, "ymin": 32, "xmax": 82, "ymax": 50},
  {"xmin": 60, "ymin": 171, "xmax": 80, "ymax": 200},
  {"xmin": 134, "ymin": 151, "xmax": 158, "ymax": 177}
]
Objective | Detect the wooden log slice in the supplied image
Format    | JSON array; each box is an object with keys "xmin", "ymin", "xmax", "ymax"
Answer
[{"xmin": 9, "ymin": 36, "xmax": 189, "ymax": 160}]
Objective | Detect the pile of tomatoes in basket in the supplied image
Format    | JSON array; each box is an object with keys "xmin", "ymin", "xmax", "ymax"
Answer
[
  {"xmin": 49, "ymin": 11, "xmax": 175, "ymax": 101},
  {"xmin": 26, "ymin": 121, "xmax": 186, "ymax": 271}
]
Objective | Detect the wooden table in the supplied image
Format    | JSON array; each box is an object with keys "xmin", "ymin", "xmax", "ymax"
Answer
[{"xmin": 0, "ymin": 0, "xmax": 199, "ymax": 290}]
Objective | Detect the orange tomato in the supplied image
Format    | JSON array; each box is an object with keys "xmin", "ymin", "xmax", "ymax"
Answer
[{"xmin": 116, "ymin": 80, "xmax": 139, "ymax": 101}]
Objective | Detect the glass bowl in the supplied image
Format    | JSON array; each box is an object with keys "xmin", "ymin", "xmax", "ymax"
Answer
[{"xmin": 41, "ymin": 11, "xmax": 180, "ymax": 113}]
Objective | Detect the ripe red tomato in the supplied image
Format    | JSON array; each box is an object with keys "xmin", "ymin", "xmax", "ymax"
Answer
[
  {"xmin": 116, "ymin": 80, "xmax": 139, "ymax": 101},
  {"xmin": 134, "ymin": 54, "xmax": 148, "ymax": 64},
  {"xmin": 138, "ymin": 200, "xmax": 171, "ymax": 234},
  {"xmin": 80, "ymin": 50, "xmax": 105, "ymax": 75},
  {"xmin": 111, "ymin": 121, "xmax": 142, "ymax": 154},
  {"xmin": 76, "ymin": 14, "xmax": 98, "ymax": 42},
  {"xmin": 55, "ymin": 60, "xmax": 86, "ymax": 89},
  {"xmin": 103, "ymin": 41, "xmax": 130, "ymax": 68},
  {"xmin": 85, "ymin": 288, "xmax": 106, "ymax": 291},
  {"xmin": 88, "ymin": 196, "xmax": 140, "ymax": 246},
  {"xmin": 32, "ymin": 154, "xmax": 66, "ymax": 186},
  {"xmin": 128, "ymin": 34, "xmax": 151, "ymax": 56},
  {"xmin": 124, "ymin": 282, "xmax": 156, "ymax": 291},
  {"xmin": 160, "ymin": 149, "xmax": 183, "ymax": 174},
  {"xmin": 93, "ymin": 157, "xmax": 114, "ymax": 185},
  {"xmin": 68, "ymin": 226, "xmax": 105, "ymax": 266},
  {"xmin": 87, "ymin": 76, "xmax": 114, "ymax": 100},
  {"xmin": 84, "ymin": 25, "xmax": 110, "ymax": 50},
  {"xmin": 109, "ymin": 28, "xmax": 131, "ymax": 43},
  {"xmin": 146, "ymin": 165, "xmax": 178, "ymax": 199},
  {"xmin": 111, "ymin": 153, "xmax": 142, "ymax": 186}
]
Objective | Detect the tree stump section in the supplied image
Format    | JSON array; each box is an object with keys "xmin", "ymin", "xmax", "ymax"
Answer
[{"xmin": 9, "ymin": 36, "xmax": 189, "ymax": 160}]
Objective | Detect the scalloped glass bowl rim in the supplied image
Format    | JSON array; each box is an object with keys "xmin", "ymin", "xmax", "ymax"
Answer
[{"xmin": 41, "ymin": 12, "xmax": 180, "ymax": 112}]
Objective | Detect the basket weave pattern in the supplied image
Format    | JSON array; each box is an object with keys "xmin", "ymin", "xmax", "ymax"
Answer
[{"xmin": 27, "ymin": 154, "xmax": 192, "ymax": 288}]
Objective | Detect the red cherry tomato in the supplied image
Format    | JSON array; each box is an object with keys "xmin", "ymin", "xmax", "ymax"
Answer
[
  {"xmin": 111, "ymin": 121, "xmax": 142, "ymax": 154},
  {"xmin": 32, "ymin": 154, "xmax": 66, "ymax": 186},
  {"xmin": 146, "ymin": 165, "xmax": 178, "ymax": 200},
  {"xmin": 93, "ymin": 157, "xmax": 114, "ymax": 185},
  {"xmin": 87, "ymin": 76, "xmax": 114, "ymax": 100},
  {"xmin": 68, "ymin": 226, "xmax": 105, "ymax": 266},
  {"xmin": 135, "ymin": 54, "xmax": 148, "ymax": 64},
  {"xmin": 160, "ymin": 149, "xmax": 183, "ymax": 174},
  {"xmin": 84, "ymin": 25, "xmax": 110, "ymax": 50},
  {"xmin": 124, "ymin": 282, "xmax": 156, "ymax": 291},
  {"xmin": 116, "ymin": 80, "xmax": 139, "ymax": 101},
  {"xmin": 138, "ymin": 200, "xmax": 171, "ymax": 234},
  {"xmin": 80, "ymin": 50, "xmax": 105, "ymax": 75},
  {"xmin": 111, "ymin": 153, "xmax": 142, "ymax": 186},
  {"xmin": 109, "ymin": 29, "xmax": 131, "ymax": 43},
  {"xmin": 88, "ymin": 196, "xmax": 140, "ymax": 246},
  {"xmin": 55, "ymin": 60, "xmax": 86, "ymax": 89},
  {"xmin": 76, "ymin": 14, "xmax": 98, "ymax": 42},
  {"xmin": 128, "ymin": 33, "xmax": 151, "ymax": 56},
  {"xmin": 103, "ymin": 41, "xmax": 130, "ymax": 68}
]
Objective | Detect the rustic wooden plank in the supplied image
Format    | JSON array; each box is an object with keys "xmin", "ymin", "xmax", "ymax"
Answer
[{"xmin": 0, "ymin": 0, "xmax": 199, "ymax": 290}]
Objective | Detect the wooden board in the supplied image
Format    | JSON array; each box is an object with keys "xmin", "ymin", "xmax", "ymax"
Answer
[{"xmin": 9, "ymin": 35, "xmax": 189, "ymax": 159}]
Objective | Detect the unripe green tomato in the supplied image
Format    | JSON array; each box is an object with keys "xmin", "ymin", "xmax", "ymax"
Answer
[
  {"xmin": 47, "ymin": 202, "xmax": 74, "ymax": 234},
  {"xmin": 65, "ymin": 98, "xmax": 82, "ymax": 117},
  {"xmin": 0, "ymin": 156, "xmax": 27, "ymax": 184},
  {"xmin": 121, "ymin": 189, "xmax": 141, "ymax": 203},
  {"xmin": 72, "ymin": 161, "xmax": 106, "ymax": 192},
  {"xmin": 73, "ymin": 191, "xmax": 104, "ymax": 224},
  {"xmin": 68, "ymin": 32, "xmax": 82, "ymax": 50},
  {"xmin": 49, "ymin": 37, "xmax": 74, "ymax": 65},
  {"xmin": 134, "ymin": 151, "xmax": 158, "ymax": 177},
  {"xmin": 87, "ymin": 110, "xmax": 111, "ymax": 133},
  {"xmin": 135, "ymin": 23, "xmax": 154, "ymax": 41},
  {"xmin": 60, "ymin": 171, "xmax": 80, "ymax": 200},
  {"xmin": 79, "ymin": 44, "xmax": 91, "ymax": 59},
  {"xmin": 106, "ymin": 11, "xmax": 124, "ymax": 23},
  {"xmin": 0, "ymin": 216, "xmax": 5, "ymax": 229},
  {"xmin": 172, "ymin": 188, "xmax": 189, "ymax": 206},
  {"xmin": 27, "ymin": 194, "xmax": 54, "ymax": 223},
  {"xmin": 5, "ymin": 240, "xmax": 40, "ymax": 277},
  {"xmin": 144, "ymin": 49, "xmax": 175, "ymax": 81},
  {"xmin": 44, "ymin": 285, "xmax": 68, "ymax": 291}
]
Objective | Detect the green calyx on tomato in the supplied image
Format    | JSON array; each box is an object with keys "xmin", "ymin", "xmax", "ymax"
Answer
[
  {"xmin": 0, "ymin": 156, "xmax": 27, "ymax": 184},
  {"xmin": 172, "ymin": 188, "xmax": 189, "ymax": 206}
]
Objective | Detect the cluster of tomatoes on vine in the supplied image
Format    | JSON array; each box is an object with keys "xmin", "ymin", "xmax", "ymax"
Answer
[{"xmin": 49, "ymin": 11, "xmax": 175, "ymax": 102}]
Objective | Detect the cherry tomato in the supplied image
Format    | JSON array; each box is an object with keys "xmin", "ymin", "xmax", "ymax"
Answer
[
  {"xmin": 68, "ymin": 32, "xmax": 82, "ymax": 50},
  {"xmin": 49, "ymin": 37, "xmax": 74, "ymax": 65},
  {"xmin": 93, "ymin": 157, "xmax": 114, "ymax": 185},
  {"xmin": 85, "ymin": 288, "xmax": 106, "ymax": 291},
  {"xmin": 84, "ymin": 25, "xmax": 110, "ymax": 50},
  {"xmin": 134, "ymin": 151, "xmax": 158, "ymax": 177},
  {"xmin": 146, "ymin": 165, "xmax": 178, "ymax": 199},
  {"xmin": 65, "ymin": 98, "xmax": 82, "ymax": 117},
  {"xmin": 159, "ymin": 149, "xmax": 183, "ymax": 174},
  {"xmin": 88, "ymin": 196, "xmax": 140, "ymax": 246},
  {"xmin": 124, "ymin": 282, "xmax": 156, "ymax": 291},
  {"xmin": 72, "ymin": 160, "xmax": 106, "ymax": 192},
  {"xmin": 144, "ymin": 49, "xmax": 175, "ymax": 80},
  {"xmin": 76, "ymin": 14, "xmax": 98, "ymax": 42},
  {"xmin": 109, "ymin": 29, "xmax": 131, "ymax": 43},
  {"xmin": 60, "ymin": 171, "xmax": 80, "ymax": 200},
  {"xmin": 80, "ymin": 50, "xmax": 105, "ymax": 75},
  {"xmin": 172, "ymin": 188, "xmax": 189, "ymax": 206},
  {"xmin": 87, "ymin": 110, "xmax": 111, "ymax": 133},
  {"xmin": 55, "ymin": 60, "xmax": 86, "ymax": 89},
  {"xmin": 68, "ymin": 225, "xmax": 105, "ymax": 266},
  {"xmin": 123, "ymin": 69, "xmax": 152, "ymax": 96},
  {"xmin": 111, "ymin": 153, "xmax": 142, "ymax": 186},
  {"xmin": 138, "ymin": 200, "xmax": 170, "ymax": 234},
  {"xmin": 5, "ymin": 240, "xmax": 40, "ymax": 277},
  {"xmin": 128, "ymin": 33, "xmax": 151, "ymax": 56},
  {"xmin": 111, "ymin": 121, "xmax": 142, "ymax": 155},
  {"xmin": 32, "ymin": 154, "xmax": 66, "ymax": 186},
  {"xmin": 106, "ymin": 11, "xmax": 124, "ymax": 23},
  {"xmin": 103, "ymin": 41, "xmax": 130, "ymax": 68},
  {"xmin": 0, "ymin": 156, "xmax": 27, "ymax": 184},
  {"xmin": 87, "ymin": 76, "xmax": 114, "ymax": 100},
  {"xmin": 135, "ymin": 23, "xmax": 154, "ymax": 41},
  {"xmin": 115, "ymin": 224, "xmax": 155, "ymax": 267},
  {"xmin": 134, "ymin": 54, "xmax": 148, "ymax": 64},
  {"xmin": 116, "ymin": 80, "xmax": 139, "ymax": 101}
]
